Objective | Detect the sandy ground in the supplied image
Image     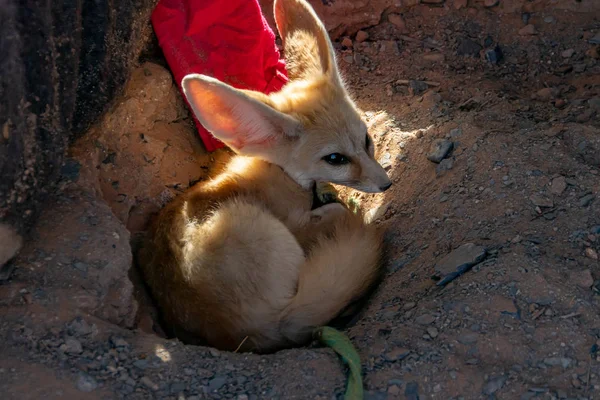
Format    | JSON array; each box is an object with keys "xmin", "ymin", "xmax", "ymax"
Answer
[{"xmin": 1, "ymin": 2, "xmax": 600, "ymax": 399}]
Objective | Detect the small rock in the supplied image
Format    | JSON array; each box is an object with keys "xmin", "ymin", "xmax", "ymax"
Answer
[
  {"xmin": 343, "ymin": 55, "xmax": 354, "ymax": 64},
  {"xmin": 586, "ymin": 248, "xmax": 598, "ymax": 261},
  {"xmin": 67, "ymin": 317, "xmax": 95, "ymax": 337},
  {"xmin": 196, "ymin": 368, "xmax": 215, "ymax": 378},
  {"xmin": 484, "ymin": 0, "xmax": 499, "ymax": 7},
  {"xmin": 64, "ymin": 337, "xmax": 83, "ymax": 354},
  {"xmin": 423, "ymin": 91, "xmax": 442, "ymax": 107},
  {"xmin": 170, "ymin": 382, "xmax": 187, "ymax": 394},
  {"xmin": 388, "ymin": 385, "xmax": 401, "ymax": 395},
  {"xmin": 380, "ymin": 40, "xmax": 400, "ymax": 56},
  {"xmin": 379, "ymin": 152, "xmax": 392, "ymax": 169},
  {"xmin": 365, "ymin": 390, "xmax": 388, "ymax": 400},
  {"xmin": 110, "ymin": 336, "xmax": 130, "ymax": 348},
  {"xmin": 436, "ymin": 158, "xmax": 454, "ymax": 176},
  {"xmin": 140, "ymin": 376, "xmax": 159, "ymax": 391},
  {"xmin": 388, "ymin": 14, "xmax": 406, "ymax": 31},
  {"xmin": 529, "ymin": 194, "xmax": 554, "ymax": 208},
  {"xmin": 587, "ymin": 46, "xmax": 600, "ymax": 60},
  {"xmin": 355, "ymin": 30, "xmax": 369, "ymax": 43},
  {"xmin": 574, "ymin": 62, "xmax": 588, "ymax": 73},
  {"xmin": 133, "ymin": 359, "xmax": 149, "ymax": 370},
  {"xmin": 519, "ymin": 24, "xmax": 536, "ymax": 36},
  {"xmin": 454, "ymin": 0, "xmax": 468, "ymax": 9},
  {"xmin": 458, "ymin": 98, "xmax": 480, "ymax": 111},
  {"xmin": 208, "ymin": 375, "xmax": 228, "ymax": 392},
  {"xmin": 544, "ymin": 357, "xmax": 572, "ymax": 368},
  {"xmin": 405, "ymin": 382, "xmax": 419, "ymax": 400},
  {"xmin": 341, "ymin": 37, "xmax": 353, "ymax": 48},
  {"xmin": 365, "ymin": 201, "xmax": 391, "ymax": 223},
  {"xmin": 576, "ymin": 110, "xmax": 592, "ymax": 123},
  {"xmin": 427, "ymin": 327, "xmax": 439, "ymax": 338},
  {"xmin": 73, "ymin": 261, "xmax": 88, "ymax": 272},
  {"xmin": 421, "ymin": 0, "xmax": 445, "ymax": 3},
  {"xmin": 60, "ymin": 158, "xmax": 82, "ymax": 181},
  {"xmin": 588, "ymin": 32, "xmax": 600, "ymax": 45},
  {"xmin": 416, "ymin": 314, "xmax": 436, "ymax": 325},
  {"xmin": 457, "ymin": 37, "xmax": 482, "ymax": 57},
  {"xmin": 483, "ymin": 376, "xmax": 506, "ymax": 395},
  {"xmin": 434, "ymin": 243, "xmax": 487, "ymax": 286},
  {"xmin": 579, "ymin": 194, "xmax": 594, "ymax": 207},
  {"xmin": 550, "ymin": 176, "xmax": 567, "ymax": 195},
  {"xmin": 403, "ymin": 302, "xmax": 416, "ymax": 310},
  {"xmin": 408, "ymin": 80, "xmax": 429, "ymax": 96},
  {"xmin": 449, "ymin": 128, "xmax": 462, "ymax": 138},
  {"xmin": 535, "ymin": 87, "xmax": 558, "ymax": 101},
  {"xmin": 485, "ymin": 45, "xmax": 503, "ymax": 64},
  {"xmin": 385, "ymin": 347, "xmax": 411, "ymax": 361},
  {"xmin": 555, "ymin": 64, "xmax": 573, "ymax": 75},
  {"xmin": 458, "ymin": 333, "xmax": 478, "ymax": 345},
  {"xmin": 423, "ymin": 53, "xmax": 445, "ymax": 62},
  {"xmin": 76, "ymin": 373, "xmax": 98, "ymax": 392},
  {"xmin": 572, "ymin": 269, "xmax": 594, "ymax": 288},
  {"xmin": 561, "ymin": 48, "xmax": 575, "ymax": 58},
  {"xmin": 427, "ymin": 139, "xmax": 454, "ymax": 163}
]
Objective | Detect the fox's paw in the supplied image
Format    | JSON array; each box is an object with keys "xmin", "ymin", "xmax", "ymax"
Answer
[{"xmin": 314, "ymin": 182, "xmax": 339, "ymax": 205}]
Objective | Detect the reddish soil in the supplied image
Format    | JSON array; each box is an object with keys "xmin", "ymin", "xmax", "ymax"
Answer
[{"xmin": 1, "ymin": 1, "xmax": 600, "ymax": 399}]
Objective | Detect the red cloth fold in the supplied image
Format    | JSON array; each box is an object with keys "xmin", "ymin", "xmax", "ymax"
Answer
[{"xmin": 152, "ymin": 0, "xmax": 288, "ymax": 151}]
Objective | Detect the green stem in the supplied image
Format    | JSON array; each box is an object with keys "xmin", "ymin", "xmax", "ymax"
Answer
[{"xmin": 314, "ymin": 326, "xmax": 364, "ymax": 400}]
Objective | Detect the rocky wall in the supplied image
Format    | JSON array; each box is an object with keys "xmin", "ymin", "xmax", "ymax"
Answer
[{"xmin": 0, "ymin": 0, "xmax": 158, "ymax": 265}]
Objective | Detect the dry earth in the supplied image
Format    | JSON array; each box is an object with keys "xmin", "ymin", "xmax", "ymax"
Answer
[{"xmin": 1, "ymin": 1, "xmax": 600, "ymax": 399}]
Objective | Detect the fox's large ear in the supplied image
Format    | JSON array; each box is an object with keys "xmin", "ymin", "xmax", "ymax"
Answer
[
  {"xmin": 274, "ymin": 0, "xmax": 341, "ymax": 85},
  {"xmin": 182, "ymin": 74, "xmax": 300, "ymax": 153}
]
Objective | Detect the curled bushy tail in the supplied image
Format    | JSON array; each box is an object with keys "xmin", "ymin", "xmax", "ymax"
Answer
[{"xmin": 279, "ymin": 210, "xmax": 383, "ymax": 343}]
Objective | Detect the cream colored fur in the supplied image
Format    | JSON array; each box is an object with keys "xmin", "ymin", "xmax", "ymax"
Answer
[{"xmin": 139, "ymin": 0, "xmax": 390, "ymax": 352}]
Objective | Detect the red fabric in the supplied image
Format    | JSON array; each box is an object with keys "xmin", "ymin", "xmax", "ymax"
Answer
[{"xmin": 151, "ymin": 0, "xmax": 288, "ymax": 151}]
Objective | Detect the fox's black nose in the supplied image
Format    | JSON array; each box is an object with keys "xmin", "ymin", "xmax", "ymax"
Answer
[{"xmin": 380, "ymin": 182, "xmax": 392, "ymax": 191}]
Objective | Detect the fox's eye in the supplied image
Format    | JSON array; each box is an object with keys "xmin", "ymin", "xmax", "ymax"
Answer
[{"xmin": 323, "ymin": 153, "xmax": 350, "ymax": 165}]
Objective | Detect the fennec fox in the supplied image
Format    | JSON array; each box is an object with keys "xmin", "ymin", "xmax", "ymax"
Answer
[{"xmin": 139, "ymin": 0, "xmax": 392, "ymax": 353}]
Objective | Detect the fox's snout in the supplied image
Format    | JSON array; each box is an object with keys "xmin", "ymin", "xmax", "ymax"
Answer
[
  {"xmin": 367, "ymin": 157, "xmax": 393, "ymax": 192},
  {"xmin": 357, "ymin": 161, "xmax": 393, "ymax": 193},
  {"xmin": 373, "ymin": 168, "xmax": 393, "ymax": 192}
]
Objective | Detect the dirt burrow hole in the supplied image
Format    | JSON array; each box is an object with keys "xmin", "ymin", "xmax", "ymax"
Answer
[{"xmin": 70, "ymin": 54, "xmax": 380, "ymax": 345}]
